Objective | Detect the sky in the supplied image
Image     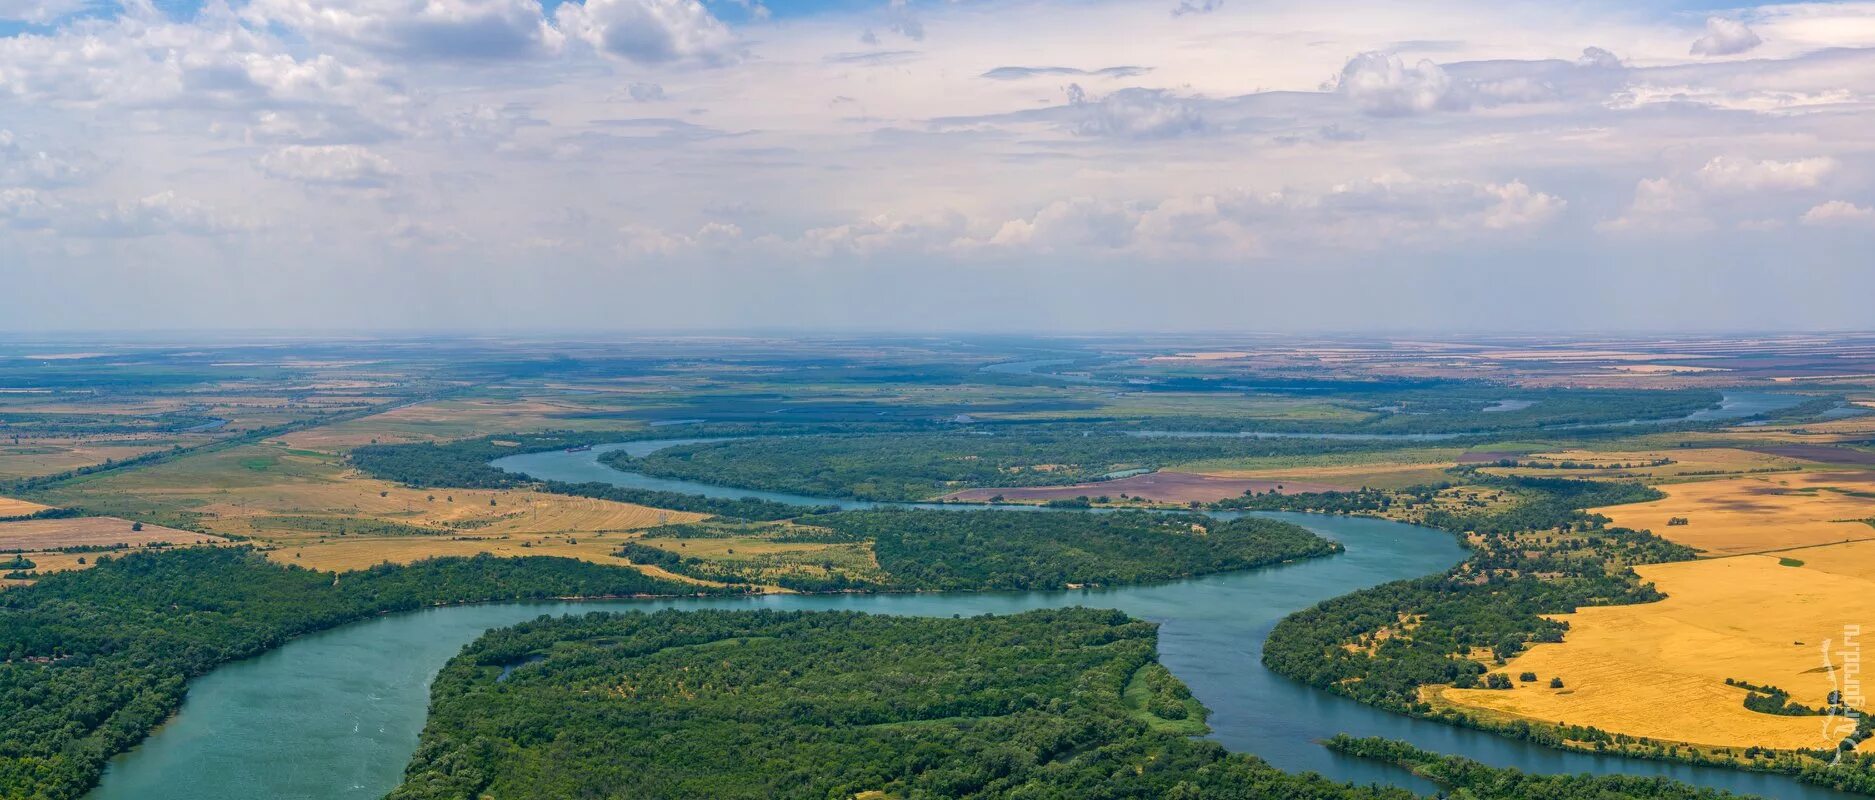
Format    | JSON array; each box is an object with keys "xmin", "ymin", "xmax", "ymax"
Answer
[{"xmin": 2, "ymin": 0, "xmax": 1873, "ymax": 332}]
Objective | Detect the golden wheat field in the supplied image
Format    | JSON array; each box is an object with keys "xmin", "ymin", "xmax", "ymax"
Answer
[
  {"xmin": 1479, "ymin": 447, "xmax": 1808, "ymax": 481},
  {"xmin": 0, "ymin": 496, "xmax": 50, "ymax": 517},
  {"xmin": 0, "ymin": 517, "xmax": 222, "ymax": 551},
  {"xmin": 1594, "ymin": 470, "xmax": 1875, "ymax": 556},
  {"xmin": 1443, "ymin": 553, "xmax": 1875, "ymax": 751}
]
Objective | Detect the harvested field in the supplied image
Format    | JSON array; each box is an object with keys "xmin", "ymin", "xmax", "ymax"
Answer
[
  {"xmin": 1457, "ymin": 451, "xmax": 1522, "ymax": 464},
  {"xmin": 1741, "ymin": 444, "xmax": 1875, "ymax": 468},
  {"xmin": 35, "ymin": 443, "xmax": 706, "ymax": 544},
  {"xmin": 1197, "ymin": 461, "xmax": 1461, "ymax": 491},
  {"xmin": 1442, "ymin": 553, "xmax": 1875, "ymax": 751},
  {"xmin": 1479, "ymin": 447, "xmax": 1809, "ymax": 481},
  {"xmin": 279, "ymin": 397, "xmax": 637, "ymax": 451},
  {"xmin": 0, "ymin": 440, "xmax": 178, "ymax": 479},
  {"xmin": 0, "ymin": 496, "xmax": 50, "ymax": 517},
  {"xmin": 1594, "ymin": 471, "xmax": 1875, "ymax": 556},
  {"xmin": 943, "ymin": 470, "xmax": 1340, "ymax": 504},
  {"xmin": 0, "ymin": 517, "xmax": 222, "ymax": 551}
]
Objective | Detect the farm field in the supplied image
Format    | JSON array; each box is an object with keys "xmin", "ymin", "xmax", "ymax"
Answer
[
  {"xmin": 0, "ymin": 516, "xmax": 214, "ymax": 551},
  {"xmin": 1594, "ymin": 470, "xmax": 1875, "ymax": 556},
  {"xmin": 1476, "ymin": 447, "xmax": 1810, "ymax": 481},
  {"xmin": 278, "ymin": 397, "xmax": 642, "ymax": 451},
  {"xmin": 1199, "ymin": 459, "xmax": 1465, "ymax": 491},
  {"xmin": 1441, "ymin": 552, "xmax": 1875, "ymax": 752},
  {"xmin": 0, "ymin": 516, "xmax": 231, "ymax": 585},
  {"xmin": 0, "ymin": 438, "xmax": 185, "ymax": 479},
  {"xmin": 0, "ymin": 496, "xmax": 49, "ymax": 516},
  {"xmin": 28, "ymin": 441, "xmax": 707, "ymax": 572}
]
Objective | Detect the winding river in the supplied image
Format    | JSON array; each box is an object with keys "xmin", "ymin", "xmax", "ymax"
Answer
[{"xmin": 89, "ymin": 438, "xmax": 1856, "ymax": 800}]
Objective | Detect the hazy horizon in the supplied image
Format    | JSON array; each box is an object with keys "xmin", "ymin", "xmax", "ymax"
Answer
[{"xmin": 5, "ymin": 0, "xmax": 1874, "ymax": 331}]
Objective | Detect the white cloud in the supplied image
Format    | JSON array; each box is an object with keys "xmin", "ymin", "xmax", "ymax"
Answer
[
  {"xmin": 0, "ymin": 187, "xmax": 240, "ymax": 238},
  {"xmin": 1577, "ymin": 47, "xmax": 1622, "ymax": 69},
  {"xmin": 1691, "ymin": 16, "xmax": 1763, "ymax": 57},
  {"xmin": 258, "ymin": 145, "xmax": 400, "ymax": 187},
  {"xmin": 1066, "ymin": 85, "xmax": 1206, "ymax": 139},
  {"xmin": 1695, "ymin": 156, "xmax": 1836, "ymax": 191},
  {"xmin": 1604, "ymin": 156, "xmax": 1839, "ymax": 233},
  {"xmin": 0, "ymin": 0, "xmax": 87, "ymax": 24},
  {"xmin": 0, "ymin": 130, "xmax": 93, "ymax": 187},
  {"xmin": 1171, "ymin": 0, "xmax": 1222, "ymax": 16},
  {"xmin": 242, "ymin": 0, "xmax": 563, "ymax": 61},
  {"xmin": 1334, "ymin": 52, "xmax": 1466, "ymax": 116},
  {"xmin": 555, "ymin": 0, "xmax": 737, "ymax": 65},
  {"xmin": 1801, "ymin": 200, "xmax": 1875, "ymax": 227}
]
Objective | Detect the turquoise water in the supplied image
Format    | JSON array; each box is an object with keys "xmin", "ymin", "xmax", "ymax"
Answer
[{"xmin": 88, "ymin": 442, "xmax": 1859, "ymax": 800}]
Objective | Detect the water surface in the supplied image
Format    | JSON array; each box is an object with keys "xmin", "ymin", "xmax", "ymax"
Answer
[{"xmin": 89, "ymin": 438, "xmax": 1858, "ymax": 800}]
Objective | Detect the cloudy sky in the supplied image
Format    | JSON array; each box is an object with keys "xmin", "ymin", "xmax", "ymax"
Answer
[{"xmin": 3, "ymin": 0, "xmax": 1872, "ymax": 332}]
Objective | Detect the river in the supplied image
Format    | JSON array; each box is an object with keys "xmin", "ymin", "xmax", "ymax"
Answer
[{"xmin": 88, "ymin": 441, "xmax": 1857, "ymax": 800}]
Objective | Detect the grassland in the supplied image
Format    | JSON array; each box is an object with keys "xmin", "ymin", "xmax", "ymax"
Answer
[
  {"xmin": 1441, "ymin": 552, "xmax": 1875, "ymax": 751},
  {"xmin": 0, "ymin": 438, "xmax": 184, "ymax": 480},
  {"xmin": 279, "ymin": 397, "xmax": 644, "ymax": 451},
  {"xmin": 25, "ymin": 440, "xmax": 707, "ymax": 576}
]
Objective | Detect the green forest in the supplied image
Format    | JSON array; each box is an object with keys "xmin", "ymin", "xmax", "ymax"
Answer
[
  {"xmin": 0, "ymin": 548, "xmax": 723, "ymax": 800},
  {"xmin": 620, "ymin": 509, "xmax": 1339, "ymax": 591},
  {"xmin": 607, "ymin": 431, "xmax": 1412, "ymax": 501},
  {"xmin": 388, "ymin": 608, "xmax": 1753, "ymax": 800}
]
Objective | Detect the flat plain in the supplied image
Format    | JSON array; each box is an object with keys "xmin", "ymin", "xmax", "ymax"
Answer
[
  {"xmin": 1594, "ymin": 470, "xmax": 1875, "ymax": 556},
  {"xmin": 1442, "ymin": 552, "xmax": 1875, "ymax": 751}
]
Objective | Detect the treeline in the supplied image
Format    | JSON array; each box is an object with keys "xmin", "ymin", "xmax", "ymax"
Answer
[
  {"xmin": 388, "ymin": 607, "xmax": 1759, "ymax": 800},
  {"xmin": 0, "ymin": 547, "xmax": 729, "ymax": 800},
  {"xmin": 1251, "ymin": 475, "xmax": 1875, "ymax": 787},
  {"xmin": 348, "ymin": 432, "xmax": 603, "ymax": 489},
  {"xmin": 611, "ymin": 431, "xmax": 1415, "ymax": 502},
  {"xmin": 1325, "ymin": 737, "xmax": 1747, "ymax": 799},
  {"xmin": 616, "ymin": 510, "xmax": 1338, "ymax": 593},
  {"xmin": 813, "ymin": 509, "xmax": 1339, "ymax": 591},
  {"xmin": 1262, "ymin": 477, "xmax": 1687, "ymax": 714},
  {"xmin": 541, "ymin": 480, "xmax": 834, "ymax": 521},
  {"xmin": 1074, "ymin": 384, "xmax": 1724, "ymax": 435}
]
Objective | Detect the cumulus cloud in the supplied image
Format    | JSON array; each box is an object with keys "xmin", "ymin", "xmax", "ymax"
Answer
[
  {"xmin": 0, "ymin": 188, "xmax": 240, "ymax": 238},
  {"xmin": 1603, "ymin": 155, "xmax": 1837, "ymax": 233},
  {"xmin": 885, "ymin": 0, "xmax": 924, "ymax": 41},
  {"xmin": 0, "ymin": 0, "xmax": 86, "ymax": 24},
  {"xmin": 242, "ymin": 0, "xmax": 563, "ymax": 61},
  {"xmin": 1334, "ymin": 52, "xmax": 1467, "ymax": 116},
  {"xmin": 0, "ymin": 130, "xmax": 93, "ymax": 187},
  {"xmin": 1691, "ymin": 17, "xmax": 1763, "ymax": 57},
  {"xmin": 1171, "ymin": 0, "xmax": 1222, "ymax": 16},
  {"xmin": 1695, "ymin": 156, "xmax": 1836, "ymax": 191},
  {"xmin": 258, "ymin": 145, "xmax": 400, "ymax": 187},
  {"xmin": 798, "ymin": 211, "xmax": 966, "ymax": 257},
  {"xmin": 1065, "ymin": 85, "xmax": 1206, "ymax": 139},
  {"xmin": 1801, "ymin": 200, "xmax": 1875, "ymax": 227},
  {"xmin": 974, "ymin": 177, "xmax": 1559, "ymax": 259},
  {"xmin": 556, "ymin": 0, "xmax": 737, "ymax": 65},
  {"xmin": 1577, "ymin": 46, "xmax": 1622, "ymax": 69}
]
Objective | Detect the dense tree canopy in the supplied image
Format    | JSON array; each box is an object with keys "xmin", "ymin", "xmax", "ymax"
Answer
[
  {"xmin": 0, "ymin": 548, "xmax": 722, "ymax": 800},
  {"xmin": 389, "ymin": 608, "xmax": 1754, "ymax": 800}
]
